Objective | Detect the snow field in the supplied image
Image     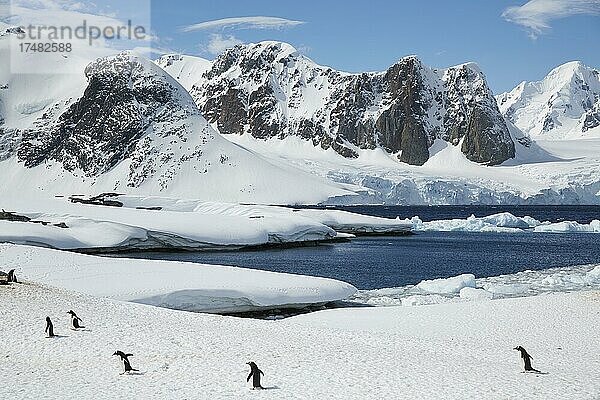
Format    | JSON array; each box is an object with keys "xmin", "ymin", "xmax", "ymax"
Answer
[
  {"xmin": 0, "ymin": 244, "xmax": 357, "ymax": 313},
  {"xmin": 1, "ymin": 282, "xmax": 598, "ymax": 399}
]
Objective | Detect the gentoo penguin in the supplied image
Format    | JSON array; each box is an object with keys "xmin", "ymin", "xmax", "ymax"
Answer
[
  {"xmin": 514, "ymin": 346, "xmax": 541, "ymax": 373},
  {"xmin": 246, "ymin": 362, "xmax": 264, "ymax": 389},
  {"xmin": 67, "ymin": 310, "xmax": 84, "ymax": 329},
  {"xmin": 113, "ymin": 351, "xmax": 138, "ymax": 373},
  {"xmin": 7, "ymin": 269, "xmax": 17, "ymax": 283},
  {"xmin": 45, "ymin": 317, "xmax": 54, "ymax": 337}
]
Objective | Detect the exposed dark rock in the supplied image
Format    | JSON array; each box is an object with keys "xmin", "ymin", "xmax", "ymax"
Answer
[
  {"xmin": 190, "ymin": 42, "xmax": 514, "ymax": 166},
  {"xmin": 0, "ymin": 210, "xmax": 31, "ymax": 222},
  {"xmin": 462, "ymin": 106, "xmax": 515, "ymax": 165},
  {"xmin": 582, "ymin": 103, "xmax": 600, "ymax": 132},
  {"xmin": 69, "ymin": 193, "xmax": 124, "ymax": 207}
]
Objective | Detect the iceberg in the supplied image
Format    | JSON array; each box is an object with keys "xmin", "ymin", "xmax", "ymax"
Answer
[{"xmin": 405, "ymin": 212, "xmax": 599, "ymax": 233}]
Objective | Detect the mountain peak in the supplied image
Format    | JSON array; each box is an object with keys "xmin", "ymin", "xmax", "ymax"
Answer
[
  {"xmin": 544, "ymin": 60, "xmax": 596, "ymax": 87},
  {"xmin": 498, "ymin": 60, "xmax": 600, "ymax": 138},
  {"xmin": 186, "ymin": 45, "xmax": 513, "ymax": 166}
]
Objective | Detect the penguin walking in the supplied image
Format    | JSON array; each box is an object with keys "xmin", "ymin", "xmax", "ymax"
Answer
[
  {"xmin": 246, "ymin": 362, "xmax": 264, "ymax": 389},
  {"xmin": 514, "ymin": 346, "xmax": 541, "ymax": 373},
  {"xmin": 67, "ymin": 310, "xmax": 84, "ymax": 329},
  {"xmin": 7, "ymin": 269, "xmax": 17, "ymax": 283},
  {"xmin": 45, "ymin": 317, "xmax": 55, "ymax": 337},
  {"xmin": 113, "ymin": 351, "xmax": 138, "ymax": 374}
]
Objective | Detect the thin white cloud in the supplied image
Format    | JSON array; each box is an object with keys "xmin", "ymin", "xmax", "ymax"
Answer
[
  {"xmin": 182, "ymin": 16, "xmax": 304, "ymax": 33},
  {"xmin": 204, "ymin": 33, "xmax": 243, "ymax": 55},
  {"xmin": 503, "ymin": 0, "xmax": 600, "ymax": 38}
]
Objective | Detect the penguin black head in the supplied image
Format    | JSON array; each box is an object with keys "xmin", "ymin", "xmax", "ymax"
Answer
[
  {"xmin": 46, "ymin": 316, "xmax": 51, "ymax": 322},
  {"xmin": 514, "ymin": 346, "xmax": 524, "ymax": 352},
  {"xmin": 67, "ymin": 310, "xmax": 75, "ymax": 316},
  {"xmin": 247, "ymin": 362, "xmax": 256, "ymax": 368}
]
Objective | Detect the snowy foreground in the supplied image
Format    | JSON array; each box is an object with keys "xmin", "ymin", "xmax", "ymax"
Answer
[
  {"xmin": 0, "ymin": 244, "xmax": 356, "ymax": 313},
  {"xmin": 1, "ymin": 280, "xmax": 599, "ymax": 399}
]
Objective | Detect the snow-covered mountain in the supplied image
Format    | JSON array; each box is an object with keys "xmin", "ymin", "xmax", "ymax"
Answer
[
  {"xmin": 2, "ymin": 26, "xmax": 600, "ymax": 205},
  {"xmin": 0, "ymin": 34, "xmax": 351, "ymax": 204},
  {"xmin": 158, "ymin": 42, "xmax": 515, "ymax": 166},
  {"xmin": 497, "ymin": 61, "xmax": 600, "ymax": 139}
]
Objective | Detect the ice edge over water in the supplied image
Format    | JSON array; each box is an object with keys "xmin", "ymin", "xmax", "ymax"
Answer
[
  {"xmin": 354, "ymin": 264, "xmax": 600, "ymax": 306},
  {"xmin": 405, "ymin": 212, "xmax": 600, "ymax": 233}
]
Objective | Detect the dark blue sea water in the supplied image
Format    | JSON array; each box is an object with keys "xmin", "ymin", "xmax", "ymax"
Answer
[{"xmin": 111, "ymin": 206, "xmax": 600, "ymax": 290}]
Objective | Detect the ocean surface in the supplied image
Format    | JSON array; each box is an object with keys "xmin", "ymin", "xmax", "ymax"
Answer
[{"xmin": 110, "ymin": 205, "xmax": 600, "ymax": 290}]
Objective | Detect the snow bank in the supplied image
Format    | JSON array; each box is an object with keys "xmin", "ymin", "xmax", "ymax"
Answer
[
  {"xmin": 0, "ymin": 244, "xmax": 357, "ymax": 313},
  {"xmin": 459, "ymin": 287, "xmax": 494, "ymax": 300},
  {"xmin": 483, "ymin": 283, "xmax": 530, "ymax": 295},
  {"xmin": 406, "ymin": 212, "xmax": 599, "ymax": 233},
  {"xmin": 117, "ymin": 196, "xmax": 413, "ymax": 234},
  {"xmin": 0, "ymin": 205, "xmax": 339, "ymax": 251},
  {"xmin": 0, "ymin": 196, "xmax": 416, "ymax": 251},
  {"xmin": 416, "ymin": 274, "xmax": 476, "ymax": 294},
  {"xmin": 0, "ymin": 218, "xmax": 149, "ymax": 250}
]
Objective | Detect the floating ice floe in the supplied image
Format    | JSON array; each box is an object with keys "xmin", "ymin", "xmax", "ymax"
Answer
[
  {"xmin": 405, "ymin": 212, "xmax": 600, "ymax": 233},
  {"xmin": 416, "ymin": 274, "xmax": 476, "ymax": 294},
  {"xmin": 354, "ymin": 264, "xmax": 600, "ymax": 306}
]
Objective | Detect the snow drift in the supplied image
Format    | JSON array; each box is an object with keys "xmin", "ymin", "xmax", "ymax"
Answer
[{"xmin": 0, "ymin": 244, "xmax": 357, "ymax": 313}]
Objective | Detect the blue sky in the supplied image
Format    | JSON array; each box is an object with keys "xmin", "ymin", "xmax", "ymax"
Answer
[{"xmin": 149, "ymin": 0, "xmax": 600, "ymax": 93}]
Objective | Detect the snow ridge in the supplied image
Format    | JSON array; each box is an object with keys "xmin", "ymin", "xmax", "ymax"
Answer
[
  {"xmin": 163, "ymin": 41, "xmax": 514, "ymax": 166},
  {"xmin": 497, "ymin": 61, "xmax": 600, "ymax": 138}
]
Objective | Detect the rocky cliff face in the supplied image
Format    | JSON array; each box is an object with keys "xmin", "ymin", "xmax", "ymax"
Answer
[
  {"xmin": 497, "ymin": 61, "xmax": 600, "ymax": 138},
  {"xmin": 0, "ymin": 48, "xmax": 348, "ymax": 203},
  {"xmin": 16, "ymin": 52, "xmax": 210, "ymax": 185},
  {"xmin": 181, "ymin": 42, "xmax": 514, "ymax": 165}
]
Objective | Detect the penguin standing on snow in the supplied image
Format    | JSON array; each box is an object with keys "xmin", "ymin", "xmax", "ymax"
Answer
[
  {"xmin": 45, "ymin": 317, "xmax": 55, "ymax": 337},
  {"xmin": 7, "ymin": 269, "xmax": 17, "ymax": 283},
  {"xmin": 246, "ymin": 362, "xmax": 264, "ymax": 389},
  {"xmin": 514, "ymin": 346, "xmax": 541, "ymax": 373},
  {"xmin": 113, "ymin": 351, "xmax": 138, "ymax": 374},
  {"xmin": 67, "ymin": 310, "xmax": 84, "ymax": 329}
]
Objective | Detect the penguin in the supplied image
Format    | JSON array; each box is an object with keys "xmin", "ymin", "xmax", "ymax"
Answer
[
  {"xmin": 246, "ymin": 362, "xmax": 264, "ymax": 389},
  {"xmin": 45, "ymin": 316, "xmax": 54, "ymax": 337},
  {"xmin": 67, "ymin": 310, "xmax": 84, "ymax": 329},
  {"xmin": 514, "ymin": 346, "xmax": 541, "ymax": 373},
  {"xmin": 113, "ymin": 351, "xmax": 138, "ymax": 374},
  {"xmin": 7, "ymin": 269, "xmax": 17, "ymax": 283}
]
